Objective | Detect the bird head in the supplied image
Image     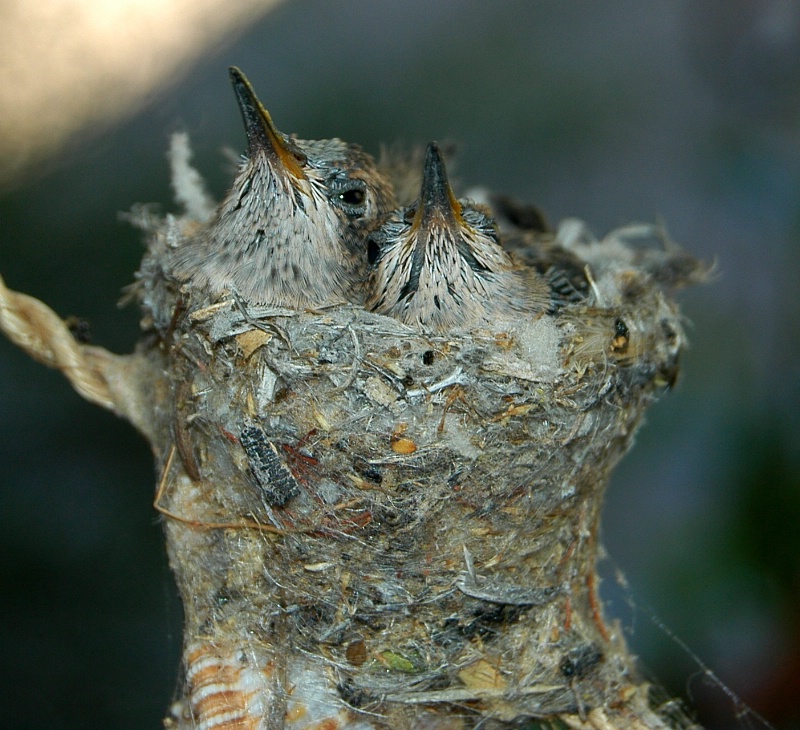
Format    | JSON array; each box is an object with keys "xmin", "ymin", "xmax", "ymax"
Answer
[
  {"xmin": 170, "ymin": 67, "xmax": 395, "ymax": 309},
  {"xmin": 367, "ymin": 142, "xmax": 533, "ymax": 332}
]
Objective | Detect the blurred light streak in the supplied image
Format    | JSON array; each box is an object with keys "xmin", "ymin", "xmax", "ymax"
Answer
[{"xmin": 0, "ymin": 0, "xmax": 283, "ymax": 187}]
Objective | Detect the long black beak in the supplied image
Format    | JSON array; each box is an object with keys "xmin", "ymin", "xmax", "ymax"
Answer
[
  {"xmin": 412, "ymin": 142, "xmax": 463, "ymax": 231},
  {"xmin": 228, "ymin": 66, "xmax": 307, "ymax": 181}
]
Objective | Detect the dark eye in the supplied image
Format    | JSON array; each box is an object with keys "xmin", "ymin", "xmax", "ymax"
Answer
[
  {"xmin": 340, "ymin": 188, "xmax": 365, "ymax": 206},
  {"xmin": 330, "ymin": 179, "xmax": 368, "ymax": 217}
]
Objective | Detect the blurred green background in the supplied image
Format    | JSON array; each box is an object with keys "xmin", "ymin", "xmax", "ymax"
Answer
[{"xmin": 1, "ymin": 2, "xmax": 799, "ymax": 728}]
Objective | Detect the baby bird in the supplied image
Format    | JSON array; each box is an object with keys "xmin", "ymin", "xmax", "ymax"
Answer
[
  {"xmin": 367, "ymin": 142, "xmax": 548, "ymax": 332},
  {"xmin": 488, "ymin": 194, "xmax": 590, "ymax": 311},
  {"xmin": 170, "ymin": 67, "xmax": 395, "ymax": 309}
]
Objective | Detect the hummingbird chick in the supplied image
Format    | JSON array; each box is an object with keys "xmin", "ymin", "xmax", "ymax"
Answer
[
  {"xmin": 366, "ymin": 142, "xmax": 548, "ymax": 333},
  {"xmin": 489, "ymin": 195, "xmax": 591, "ymax": 310},
  {"xmin": 465, "ymin": 191, "xmax": 590, "ymax": 311},
  {"xmin": 170, "ymin": 67, "xmax": 395, "ymax": 309}
]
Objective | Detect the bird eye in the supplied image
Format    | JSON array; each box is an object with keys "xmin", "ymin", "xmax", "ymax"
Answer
[
  {"xmin": 340, "ymin": 188, "xmax": 365, "ymax": 206},
  {"xmin": 330, "ymin": 179, "xmax": 368, "ymax": 218}
]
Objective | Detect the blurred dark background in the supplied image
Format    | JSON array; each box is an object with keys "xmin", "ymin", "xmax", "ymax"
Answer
[{"xmin": 1, "ymin": 1, "xmax": 798, "ymax": 728}]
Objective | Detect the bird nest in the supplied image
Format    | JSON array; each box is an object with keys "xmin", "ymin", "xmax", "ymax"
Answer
[{"xmin": 0, "ymin": 67, "xmax": 708, "ymax": 730}]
